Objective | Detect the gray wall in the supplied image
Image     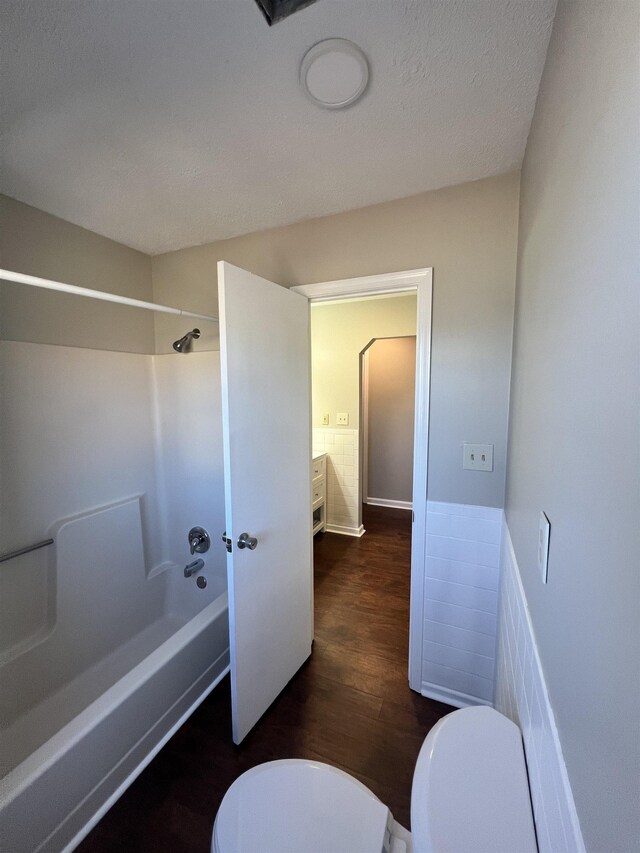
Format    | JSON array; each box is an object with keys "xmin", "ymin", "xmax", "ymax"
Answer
[
  {"xmin": 152, "ymin": 172, "xmax": 520, "ymax": 508},
  {"xmin": 367, "ymin": 337, "xmax": 416, "ymax": 504},
  {"xmin": 504, "ymin": 2, "xmax": 640, "ymax": 850},
  {"xmin": 4, "ymin": 177, "xmax": 519, "ymax": 508},
  {"xmin": 0, "ymin": 195, "xmax": 154, "ymax": 352}
]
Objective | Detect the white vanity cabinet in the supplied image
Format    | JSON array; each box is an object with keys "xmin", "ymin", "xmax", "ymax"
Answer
[{"xmin": 311, "ymin": 451, "xmax": 327, "ymax": 536}]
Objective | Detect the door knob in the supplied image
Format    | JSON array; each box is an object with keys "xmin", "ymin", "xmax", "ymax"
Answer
[{"xmin": 237, "ymin": 532, "xmax": 258, "ymax": 550}]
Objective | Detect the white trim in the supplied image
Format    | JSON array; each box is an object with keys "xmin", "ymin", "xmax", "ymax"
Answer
[
  {"xmin": 409, "ymin": 271, "xmax": 432, "ymax": 691},
  {"xmin": 495, "ymin": 519, "xmax": 586, "ymax": 853},
  {"xmin": 292, "ymin": 268, "xmax": 430, "ymax": 301},
  {"xmin": 325, "ymin": 523, "xmax": 365, "ymax": 538},
  {"xmin": 360, "ymin": 347, "xmax": 370, "ymax": 503},
  {"xmin": 0, "ymin": 268, "xmax": 217, "ymax": 322},
  {"xmin": 421, "ymin": 682, "xmax": 493, "ymax": 710},
  {"xmin": 296, "ymin": 268, "xmax": 432, "ymax": 693},
  {"xmin": 366, "ymin": 497, "xmax": 412, "ymax": 510}
]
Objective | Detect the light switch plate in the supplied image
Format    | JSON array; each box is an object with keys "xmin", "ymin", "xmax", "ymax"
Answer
[
  {"xmin": 321, "ymin": 413, "xmax": 330, "ymax": 425},
  {"xmin": 538, "ymin": 512, "xmax": 551, "ymax": 583},
  {"xmin": 462, "ymin": 443, "xmax": 494, "ymax": 471},
  {"xmin": 336, "ymin": 413, "xmax": 349, "ymax": 426}
]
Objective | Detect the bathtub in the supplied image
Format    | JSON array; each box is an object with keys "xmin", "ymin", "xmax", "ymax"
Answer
[
  {"xmin": 0, "ymin": 587, "xmax": 229, "ymax": 852},
  {"xmin": 0, "ymin": 328, "xmax": 229, "ymax": 851}
]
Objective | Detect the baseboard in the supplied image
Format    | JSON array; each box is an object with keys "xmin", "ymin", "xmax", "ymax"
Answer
[
  {"xmin": 495, "ymin": 519, "xmax": 585, "ymax": 853},
  {"xmin": 421, "ymin": 682, "xmax": 493, "ymax": 710},
  {"xmin": 366, "ymin": 497, "xmax": 412, "ymax": 510},
  {"xmin": 325, "ymin": 523, "xmax": 365, "ymax": 537}
]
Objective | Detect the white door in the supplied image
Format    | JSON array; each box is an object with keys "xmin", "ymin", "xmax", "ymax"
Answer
[{"xmin": 218, "ymin": 261, "xmax": 313, "ymax": 744}]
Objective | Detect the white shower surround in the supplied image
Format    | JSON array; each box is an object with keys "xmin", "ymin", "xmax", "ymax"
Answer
[{"xmin": 0, "ymin": 341, "xmax": 229, "ymax": 851}]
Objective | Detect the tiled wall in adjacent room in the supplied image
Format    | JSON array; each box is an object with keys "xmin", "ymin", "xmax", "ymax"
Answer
[{"xmin": 312, "ymin": 428, "xmax": 362, "ymax": 537}]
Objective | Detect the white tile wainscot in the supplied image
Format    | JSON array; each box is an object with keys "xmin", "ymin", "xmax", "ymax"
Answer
[
  {"xmin": 312, "ymin": 428, "xmax": 363, "ymax": 537},
  {"xmin": 494, "ymin": 520, "xmax": 585, "ymax": 853},
  {"xmin": 422, "ymin": 501, "xmax": 502, "ymax": 708}
]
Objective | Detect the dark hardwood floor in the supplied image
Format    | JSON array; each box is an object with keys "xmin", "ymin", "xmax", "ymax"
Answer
[{"xmin": 79, "ymin": 505, "xmax": 452, "ymax": 852}]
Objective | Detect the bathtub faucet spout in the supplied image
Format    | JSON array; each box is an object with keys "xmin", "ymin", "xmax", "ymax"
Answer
[{"xmin": 184, "ymin": 558, "xmax": 204, "ymax": 578}]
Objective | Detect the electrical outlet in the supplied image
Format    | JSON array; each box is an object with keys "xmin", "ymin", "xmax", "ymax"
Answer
[
  {"xmin": 538, "ymin": 512, "xmax": 550, "ymax": 583},
  {"xmin": 462, "ymin": 443, "xmax": 494, "ymax": 471},
  {"xmin": 336, "ymin": 413, "xmax": 349, "ymax": 426},
  {"xmin": 321, "ymin": 413, "xmax": 330, "ymax": 425}
]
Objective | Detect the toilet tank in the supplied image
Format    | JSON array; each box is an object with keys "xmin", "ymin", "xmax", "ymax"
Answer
[{"xmin": 410, "ymin": 706, "xmax": 537, "ymax": 853}]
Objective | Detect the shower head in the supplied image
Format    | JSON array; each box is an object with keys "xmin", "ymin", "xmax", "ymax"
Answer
[{"xmin": 172, "ymin": 328, "xmax": 201, "ymax": 353}]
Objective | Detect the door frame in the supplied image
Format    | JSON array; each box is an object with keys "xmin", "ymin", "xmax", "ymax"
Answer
[
  {"xmin": 360, "ymin": 343, "xmax": 371, "ymax": 504},
  {"xmin": 293, "ymin": 268, "xmax": 432, "ymax": 692}
]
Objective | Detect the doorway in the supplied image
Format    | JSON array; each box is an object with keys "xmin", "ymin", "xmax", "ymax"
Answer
[
  {"xmin": 309, "ymin": 293, "xmax": 417, "ymax": 537},
  {"xmin": 293, "ymin": 269, "xmax": 432, "ymax": 691}
]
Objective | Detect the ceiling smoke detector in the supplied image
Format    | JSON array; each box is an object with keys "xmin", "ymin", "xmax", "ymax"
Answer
[{"xmin": 300, "ymin": 39, "xmax": 369, "ymax": 110}]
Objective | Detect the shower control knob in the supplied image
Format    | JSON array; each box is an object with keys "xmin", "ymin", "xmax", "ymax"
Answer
[
  {"xmin": 237, "ymin": 532, "xmax": 258, "ymax": 551},
  {"xmin": 188, "ymin": 526, "xmax": 210, "ymax": 555}
]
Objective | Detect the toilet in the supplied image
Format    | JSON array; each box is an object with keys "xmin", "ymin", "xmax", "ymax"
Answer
[{"xmin": 212, "ymin": 706, "xmax": 537, "ymax": 853}]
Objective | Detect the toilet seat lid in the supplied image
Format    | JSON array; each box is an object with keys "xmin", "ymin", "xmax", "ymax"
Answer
[
  {"xmin": 213, "ymin": 759, "xmax": 390, "ymax": 853},
  {"xmin": 411, "ymin": 707, "xmax": 537, "ymax": 853}
]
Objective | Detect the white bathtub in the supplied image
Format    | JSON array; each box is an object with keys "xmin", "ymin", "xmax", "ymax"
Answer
[{"xmin": 0, "ymin": 590, "xmax": 229, "ymax": 853}]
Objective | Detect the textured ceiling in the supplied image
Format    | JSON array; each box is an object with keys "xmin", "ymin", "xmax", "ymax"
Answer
[{"xmin": 1, "ymin": 0, "xmax": 556, "ymax": 254}]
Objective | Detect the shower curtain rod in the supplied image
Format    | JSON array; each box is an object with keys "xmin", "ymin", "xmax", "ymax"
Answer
[{"xmin": 0, "ymin": 269, "xmax": 218, "ymax": 323}]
